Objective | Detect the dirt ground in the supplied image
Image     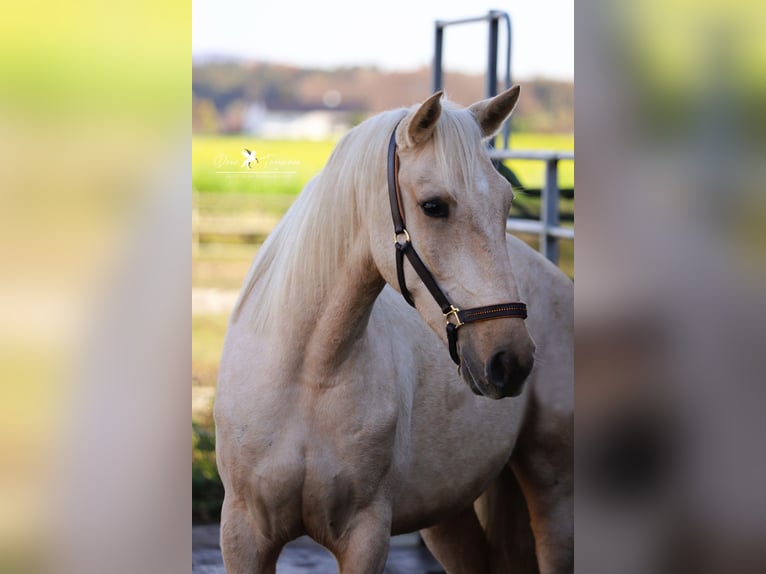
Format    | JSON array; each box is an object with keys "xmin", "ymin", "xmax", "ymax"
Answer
[{"xmin": 192, "ymin": 523, "xmax": 445, "ymax": 574}]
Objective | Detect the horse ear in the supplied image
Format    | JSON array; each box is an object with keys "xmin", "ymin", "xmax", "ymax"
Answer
[
  {"xmin": 469, "ymin": 85, "xmax": 521, "ymax": 138},
  {"xmin": 404, "ymin": 91, "xmax": 443, "ymax": 147}
]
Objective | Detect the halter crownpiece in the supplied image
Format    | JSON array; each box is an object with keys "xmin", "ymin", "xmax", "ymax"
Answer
[{"xmin": 386, "ymin": 121, "xmax": 528, "ymax": 366}]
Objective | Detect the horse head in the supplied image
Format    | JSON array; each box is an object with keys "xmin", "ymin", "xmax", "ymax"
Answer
[{"xmin": 371, "ymin": 87, "xmax": 535, "ymax": 399}]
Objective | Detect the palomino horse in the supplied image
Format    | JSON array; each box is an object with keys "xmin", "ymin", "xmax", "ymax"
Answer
[{"xmin": 215, "ymin": 87, "xmax": 573, "ymax": 573}]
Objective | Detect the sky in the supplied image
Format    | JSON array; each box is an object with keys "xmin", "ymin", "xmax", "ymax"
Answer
[{"xmin": 192, "ymin": 0, "xmax": 573, "ymax": 80}]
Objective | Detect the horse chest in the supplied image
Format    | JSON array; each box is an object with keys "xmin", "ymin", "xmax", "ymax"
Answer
[
  {"xmin": 390, "ymin": 392, "xmax": 526, "ymax": 531},
  {"xmin": 299, "ymin": 392, "xmax": 403, "ymax": 536}
]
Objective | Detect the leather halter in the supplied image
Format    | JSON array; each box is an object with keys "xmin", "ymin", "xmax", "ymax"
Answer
[{"xmin": 386, "ymin": 122, "xmax": 528, "ymax": 366}]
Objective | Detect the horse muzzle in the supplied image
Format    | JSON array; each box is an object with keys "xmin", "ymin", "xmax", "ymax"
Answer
[
  {"xmin": 460, "ymin": 335, "xmax": 535, "ymax": 399},
  {"xmin": 485, "ymin": 348, "xmax": 534, "ymax": 398}
]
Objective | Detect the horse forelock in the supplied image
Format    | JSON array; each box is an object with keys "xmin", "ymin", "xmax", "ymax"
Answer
[{"xmin": 429, "ymin": 102, "xmax": 485, "ymax": 199}]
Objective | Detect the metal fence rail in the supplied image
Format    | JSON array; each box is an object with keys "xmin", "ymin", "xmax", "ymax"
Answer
[
  {"xmin": 430, "ymin": 10, "xmax": 573, "ymax": 265},
  {"xmin": 489, "ymin": 149, "xmax": 574, "ymax": 264},
  {"xmin": 433, "ymin": 10, "xmax": 513, "ymax": 149}
]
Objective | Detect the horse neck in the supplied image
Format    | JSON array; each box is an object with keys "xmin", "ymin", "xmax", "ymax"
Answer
[
  {"xmin": 246, "ymin": 178, "xmax": 387, "ymax": 382},
  {"xmin": 298, "ymin": 235, "xmax": 386, "ymax": 381},
  {"xmin": 237, "ymin": 118, "xmax": 398, "ymax": 381}
]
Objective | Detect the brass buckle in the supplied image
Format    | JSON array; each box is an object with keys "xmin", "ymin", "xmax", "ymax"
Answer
[
  {"xmin": 394, "ymin": 228, "xmax": 411, "ymax": 247},
  {"xmin": 443, "ymin": 305, "xmax": 464, "ymax": 327}
]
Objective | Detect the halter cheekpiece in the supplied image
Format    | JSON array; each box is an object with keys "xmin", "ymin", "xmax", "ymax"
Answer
[{"xmin": 386, "ymin": 121, "xmax": 528, "ymax": 366}]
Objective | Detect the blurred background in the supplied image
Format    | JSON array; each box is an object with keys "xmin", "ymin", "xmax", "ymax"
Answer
[
  {"xmin": 191, "ymin": 0, "xmax": 574, "ymax": 529},
  {"xmin": 575, "ymin": 1, "xmax": 766, "ymax": 572}
]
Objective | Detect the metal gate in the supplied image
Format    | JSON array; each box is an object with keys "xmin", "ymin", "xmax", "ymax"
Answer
[{"xmin": 432, "ymin": 10, "xmax": 574, "ymax": 265}]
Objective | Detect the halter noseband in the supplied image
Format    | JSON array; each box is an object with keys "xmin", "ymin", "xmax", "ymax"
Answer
[{"xmin": 386, "ymin": 121, "xmax": 528, "ymax": 366}]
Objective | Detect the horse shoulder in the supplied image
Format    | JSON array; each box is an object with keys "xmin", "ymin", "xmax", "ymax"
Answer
[{"xmin": 215, "ymin": 320, "xmax": 309, "ymax": 485}]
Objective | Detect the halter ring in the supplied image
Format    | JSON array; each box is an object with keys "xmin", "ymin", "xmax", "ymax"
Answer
[{"xmin": 394, "ymin": 229, "xmax": 411, "ymax": 247}]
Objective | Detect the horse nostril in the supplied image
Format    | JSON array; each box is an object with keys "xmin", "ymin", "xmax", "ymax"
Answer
[
  {"xmin": 488, "ymin": 351, "xmax": 510, "ymax": 388},
  {"xmin": 486, "ymin": 349, "xmax": 533, "ymax": 397}
]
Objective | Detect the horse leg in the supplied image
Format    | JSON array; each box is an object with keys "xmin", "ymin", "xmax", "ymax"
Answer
[
  {"xmin": 474, "ymin": 464, "xmax": 540, "ymax": 574},
  {"xmin": 330, "ymin": 503, "xmax": 392, "ymax": 574},
  {"xmin": 419, "ymin": 505, "xmax": 490, "ymax": 573},
  {"xmin": 219, "ymin": 494, "xmax": 283, "ymax": 574},
  {"xmin": 510, "ymin": 461, "xmax": 573, "ymax": 574},
  {"xmin": 510, "ymin": 403, "xmax": 574, "ymax": 574}
]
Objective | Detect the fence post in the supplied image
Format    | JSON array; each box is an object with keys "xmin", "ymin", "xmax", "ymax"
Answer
[
  {"xmin": 486, "ymin": 13, "xmax": 499, "ymax": 99},
  {"xmin": 433, "ymin": 22, "xmax": 444, "ymax": 93},
  {"xmin": 541, "ymin": 158, "xmax": 560, "ymax": 263}
]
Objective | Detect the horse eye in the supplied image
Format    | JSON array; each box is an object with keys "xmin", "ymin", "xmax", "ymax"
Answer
[{"xmin": 421, "ymin": 199, "xmax": 449, "ymax": 218}]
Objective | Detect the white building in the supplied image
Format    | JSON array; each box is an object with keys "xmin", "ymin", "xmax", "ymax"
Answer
[{"xmin": 243, "ymin": 101, "xmax": 363, "ymax": 140}]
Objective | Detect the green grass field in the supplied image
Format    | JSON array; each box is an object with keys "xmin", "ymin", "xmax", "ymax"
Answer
[
  {"xmin": 193, "ymin": 133, "xmax": 573, "ymax": 197},
  {"xmin": 192, "ymin": 132, "xmax": 573, "ymax": 300},
  {"xmin": 193, "ymin": 136, "xmax": 336, "ymax": 195}
]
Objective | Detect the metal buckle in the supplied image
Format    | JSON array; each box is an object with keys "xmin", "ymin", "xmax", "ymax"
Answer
[
  {"xmin": 394, "ymin": 228, "xmax": 411, "ymax": 247},
  {"xmin": 443, "ymin": 305, "xmax": 464, "ymax": 327}
]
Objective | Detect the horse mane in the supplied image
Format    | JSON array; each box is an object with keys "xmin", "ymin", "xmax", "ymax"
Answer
[{"xmin": 232, "ymin": 97, "xmax": 485, "ymax": 330}]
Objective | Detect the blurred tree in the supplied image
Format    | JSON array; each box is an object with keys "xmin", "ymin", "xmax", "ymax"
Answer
[{"xmin": 194, "ymin": 98, "xmax": 219, "ymax": 134}]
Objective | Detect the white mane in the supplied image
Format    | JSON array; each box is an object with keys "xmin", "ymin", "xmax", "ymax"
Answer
[{"xmin": 232, "ymin": 98, "xmax": 486, "ymax": 331}]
